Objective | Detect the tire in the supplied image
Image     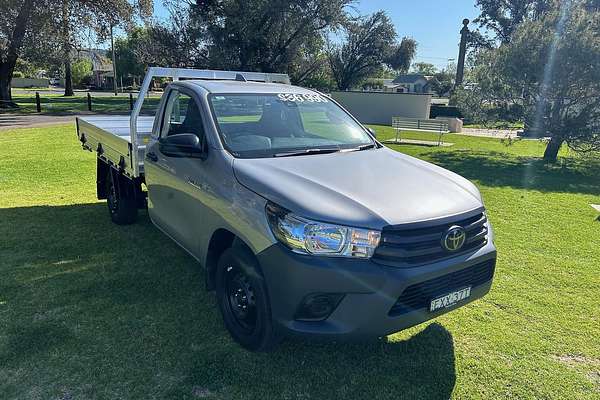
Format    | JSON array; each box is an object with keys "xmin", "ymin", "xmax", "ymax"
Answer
[
  {"xmin": 216, "ymin": 246, "xmax": 280, "ymax": 352},
  {"xmin": 106, "ymin": 170, "xmax": 137, "ymax": 225}
]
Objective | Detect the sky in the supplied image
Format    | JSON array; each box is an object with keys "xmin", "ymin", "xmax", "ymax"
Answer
[{"xmin": 152, "ymin": 0, "xmax": 482, "ymax": 71}]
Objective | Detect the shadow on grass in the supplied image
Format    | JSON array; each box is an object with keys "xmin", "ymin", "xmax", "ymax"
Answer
[
  {"xmin": 0, "ymin": 203, "xmax": 455, "ymax": 399},
  {"xmin": 427, "ymin": 150, "xmax": 600, "ymax": 195}
]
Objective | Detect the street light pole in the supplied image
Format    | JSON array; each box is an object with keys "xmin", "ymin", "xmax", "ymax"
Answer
[{"xmin": 110, "ymin": 24, "xmax": 118, "ymax": 96}]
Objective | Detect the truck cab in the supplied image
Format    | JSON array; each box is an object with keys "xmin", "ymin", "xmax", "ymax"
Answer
[{"xmin": 76, "ymin": 68, "xmax": 496, "ymax": 351}]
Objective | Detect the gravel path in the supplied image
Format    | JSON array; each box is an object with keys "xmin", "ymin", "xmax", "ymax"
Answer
[{"xmin": 458, "ymin": 128, "xmax": 520, "ymax": 139}]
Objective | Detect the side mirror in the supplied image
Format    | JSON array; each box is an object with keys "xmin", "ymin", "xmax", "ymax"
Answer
[
  {"xmin": 367, "ymin": 127, "xmax": 377, "ymax": 139},
  {"xmin": 159, "ymin": 133, "xmax": 206, "ymax": 158}
]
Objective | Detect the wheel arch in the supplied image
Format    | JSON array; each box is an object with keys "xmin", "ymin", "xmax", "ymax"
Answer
[{"xmin": 206, "ymin": 228, "xmax": 255, "ymax": 290}]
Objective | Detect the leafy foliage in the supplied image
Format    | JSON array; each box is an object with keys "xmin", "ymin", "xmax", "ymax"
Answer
[
  {"xmin": 70, "ymin": 58, "xmax": 93, "ymax": 88},
  {"xmin": 0, "ymin": 0, "xmax": 152, "ymax": 103},
  {"xmin": 429, "ymin": 70, "xmax": 456, "ymax": 97},
  {"xmin": 328, "ymin": 11, "xmax": 416, "ymax": 90},
  {"xmin": 190, "ymin": 0, "xmax": 351, "ymax": 73},
  {"xmin": 385, "ymin": 37, "xmax": 417, "ymax": 73},
  {"xmin": 462, "ymin": 1, "xmax": 600, "ymax": 161},
  {"xmin": 411, "ymin": 62, "xmax": 437, "ymax": 75},
  {"xmin": 473, "ymin": 0, "xmax": 553, "ymax": 43}
]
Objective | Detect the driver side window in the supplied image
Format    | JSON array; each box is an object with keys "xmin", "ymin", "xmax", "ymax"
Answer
[{"xmin": 162, "ymin": 90, "xmax": 205, "ymax": 139}]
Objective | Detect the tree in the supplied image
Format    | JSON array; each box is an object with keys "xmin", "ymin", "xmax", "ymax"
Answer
[
  {"xmin": 0, "ymin": 0, "xmax": 41, "ymax": 107},
  {"xmin": 189, "ymin": 0, "xmax": 351, "ymax": 73},
  {"xmin": 55, "ymin": 0, "xmax": 152, "ymax": 96},
  {"xmin": 131, "ymin": 1, "xmax": 209, "ymax": 70},
  {"xmin": 115, "ymin": 27, "xmax": 150, "ymax": 87},
  {"xmin": 0, "ymin": 0, "xmax": 151, "ymax": 106},
  {"xmin": 287, "ymin": 37, "xmax": 335, "ymax": 89},
  {"xmin": 13, "ymin": 58, "xmax": 38, "ymax": 78},
  {"xmin": 429, "ymin": 67, "xmax": 456, "ymax": 97},
  {"xmin": 474, "ymin": 0, "xmax": 553, "ymax": 43},
  {"xmin": 460, "ymin": 2, "xmax": 600, "ymax": 162},
  {"xmin": 385, "ymin": 37, "xmax": 417, "ymax": 73},
  {"xmin": 411, "ymin": 62, "xmax": 437, "ymax": 75},
  {"xmin": 328, "ymin": 11, "xmax": 415, "ymax": 90},
  {"xmin": 71, "ymin": 58, "xmax": 92, "ymax": 88}
]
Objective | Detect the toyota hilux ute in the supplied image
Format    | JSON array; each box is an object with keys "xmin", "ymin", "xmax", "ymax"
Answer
[{"xmin": 76, "ymin": 68, "xmax": 497, "ymax": 351}]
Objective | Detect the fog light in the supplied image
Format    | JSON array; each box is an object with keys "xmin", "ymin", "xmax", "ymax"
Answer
[{"xmin": 294, "ymin": 293, "xmax": 344, "ymax": 321}]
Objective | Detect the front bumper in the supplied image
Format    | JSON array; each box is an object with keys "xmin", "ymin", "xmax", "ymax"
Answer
[{"xmin": 257, "ymin": 240, "xmax": 497, "ymax": 339}]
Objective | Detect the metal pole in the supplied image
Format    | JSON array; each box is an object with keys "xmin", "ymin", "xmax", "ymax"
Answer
[
  {"xmin": 455, "ymin": 19, "xmax": 470, "ymax": 87},
  {"xmin": 111, "ymin": 25, "xmax": 118, "ymax": 96}
]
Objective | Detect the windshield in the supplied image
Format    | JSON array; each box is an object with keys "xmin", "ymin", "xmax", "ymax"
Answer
[{"xmin": 208, "ymin": 92, "xmax": 374, "ymax": 158}]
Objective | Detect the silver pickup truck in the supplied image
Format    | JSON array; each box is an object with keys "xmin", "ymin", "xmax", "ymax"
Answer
[{"xmin": 76, "ymin": 68, "xmax": 497, "ymax": 351}]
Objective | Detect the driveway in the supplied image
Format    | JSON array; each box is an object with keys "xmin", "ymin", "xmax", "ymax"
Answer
[{"xmin": 0, "ymin": 114, "xmax": 76, "ymax": 130}]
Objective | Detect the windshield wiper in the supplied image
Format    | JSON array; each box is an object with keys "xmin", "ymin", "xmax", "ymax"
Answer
[
  {"xmin": 273, "ymin": 148, "xmax": 341, "ymax": 157},
  {"xmin": 348, "ymin": 143, "xmax": 377, "ymax": 152}
]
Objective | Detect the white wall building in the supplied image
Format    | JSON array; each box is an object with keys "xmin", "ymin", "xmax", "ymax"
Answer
[{"xmin": 332, "ymin": 91, "xmax": 432, "ymax": 125}]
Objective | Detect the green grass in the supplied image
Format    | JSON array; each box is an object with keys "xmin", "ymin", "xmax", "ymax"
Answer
[
  {"xmin": 1, "ymin": 124, "xmax": 599, "ymax": 399},
  {"xmin": 1, "ymin": 94, "xmax": 161, "ymax": 114}
]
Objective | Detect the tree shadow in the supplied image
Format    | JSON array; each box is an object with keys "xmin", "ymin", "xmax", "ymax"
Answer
[
  {"xmin": 427, "ymin": 150, "xmax": 600, "ymax": 194},
  {"xmin": 0, "ymin": 203, "xmax": 455, "ymax": 399},
  {"xmin": 178, "ymin": 322, "xmax": 456, "ymax": 400}
]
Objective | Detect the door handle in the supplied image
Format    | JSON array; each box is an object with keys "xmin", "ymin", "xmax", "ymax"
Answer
[{"xmin": 146, "ymin": 152, "xmax": 158, "ymax": 162}]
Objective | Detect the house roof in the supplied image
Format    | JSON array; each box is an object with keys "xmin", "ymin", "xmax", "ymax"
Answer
[{"xmin": 392, "ymin": 74, "xmax": 428, "ymax": 84}]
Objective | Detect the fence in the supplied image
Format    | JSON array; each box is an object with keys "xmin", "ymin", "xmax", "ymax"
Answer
[
  {"xmin": 392, "ymin": 117, "xmax": 449, "ymax": 146},
  {"xmin": 2, "ymin": 92, "xmax": 161, "ymax": 115}
]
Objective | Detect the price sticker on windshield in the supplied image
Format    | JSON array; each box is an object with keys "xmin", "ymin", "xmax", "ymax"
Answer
[{"xmin": 277, "ymin": 93, "xmax": 328, "ymax": 103}]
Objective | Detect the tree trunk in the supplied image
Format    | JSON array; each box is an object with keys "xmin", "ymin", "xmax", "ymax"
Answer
[
  {"xmin": 0, "ymin": 64, "xmax": 17, "ymax": 108},
  {"xmin": 64, "ymin": 58, "xmax": 74, "ymax": 96},
  {"xmin": 62, "ymin": 0, "xmax": 74, "ymax": 97},
  {"xmin": 543, "ymin": 135, "xmax": 564, "ymax": 163},
  {"xmin": 0, "ymin": 0, "xmax": 34, "ymax": 108}
]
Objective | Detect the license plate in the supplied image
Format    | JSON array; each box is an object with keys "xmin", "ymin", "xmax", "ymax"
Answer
[{"xmin": 430, "ymin": 287, "xmax": 471, "ymax": 312}]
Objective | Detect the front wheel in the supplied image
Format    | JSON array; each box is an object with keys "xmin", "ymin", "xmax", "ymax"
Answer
[{"xmin": 216, "ymin": 247, "xmax": 280, "ymax": 352}]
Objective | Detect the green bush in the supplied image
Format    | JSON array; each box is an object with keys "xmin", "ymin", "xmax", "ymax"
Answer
[{"xmin": 71, "ymin": 59, "xmax": 93, "ymax": 88}]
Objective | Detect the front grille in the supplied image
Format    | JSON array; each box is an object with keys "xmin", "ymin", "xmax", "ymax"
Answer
[
  {"xmin": 372, "ymin": 211, "xmax": 488, "ymax": 267},
  {"xmin": 389, "ymin": 259, "xmax": 495, "ymax": 316}
]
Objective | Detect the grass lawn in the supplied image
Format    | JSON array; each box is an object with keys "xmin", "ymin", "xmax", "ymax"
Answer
[{"xmin": 1, "ymin": 124, "xmax": 599, "ymax": 399}]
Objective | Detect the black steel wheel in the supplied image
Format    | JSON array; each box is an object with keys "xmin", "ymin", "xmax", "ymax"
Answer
[
  {"xmin": 225, "ymin": 265, "xmax": 257, "ymax": 333},
  {"xmin": 216, "ymin": 246, "xmax": 280, "ymax": 352}
]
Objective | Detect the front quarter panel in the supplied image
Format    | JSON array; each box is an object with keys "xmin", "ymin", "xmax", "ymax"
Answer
[{"xmin": 189, "ymin": 153, "xmax": 275, "ymax": 265}]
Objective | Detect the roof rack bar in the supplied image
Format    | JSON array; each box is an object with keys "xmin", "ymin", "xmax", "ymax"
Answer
[{"xmin": 129, "ymin": 68, "xmax": 290, "ymax": 176}]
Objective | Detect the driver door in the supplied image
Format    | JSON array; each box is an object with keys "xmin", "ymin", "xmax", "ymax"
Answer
[{"xmin": 145, "ymin": 88, "xmax": 206, "ymax": 247}]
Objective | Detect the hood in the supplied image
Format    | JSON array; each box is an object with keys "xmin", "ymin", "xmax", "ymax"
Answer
[{"xmin": 233, "ymin": 147, "xmax": 483, "ymax": 230}]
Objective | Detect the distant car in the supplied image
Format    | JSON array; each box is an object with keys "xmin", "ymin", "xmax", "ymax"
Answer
[
  {"xmin": 49, "ymin": 78, "xmax": 60, "ymax": 86},
  {"xmin": 75, "ymin": 68, "xmax": 497, "ymax": 351}
]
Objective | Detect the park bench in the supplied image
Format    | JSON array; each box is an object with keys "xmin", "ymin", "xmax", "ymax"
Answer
[{"xmin": 392, "ymin": 117, "xmax": 449, "ymax": 146}]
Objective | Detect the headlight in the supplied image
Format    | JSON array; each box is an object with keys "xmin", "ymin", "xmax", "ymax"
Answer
[{"xmin": 266, "ymin": 202, "xmax": 381, "ymax": 258}]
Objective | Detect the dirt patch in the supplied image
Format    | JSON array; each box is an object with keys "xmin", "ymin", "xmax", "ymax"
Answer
[
  {"xmin": 553, "ymin": 354, "xmax": 600, "ymax": 366},
  {"xmin": 553, "ymin": 355, "xmax": 600, "ymax": 390}
]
